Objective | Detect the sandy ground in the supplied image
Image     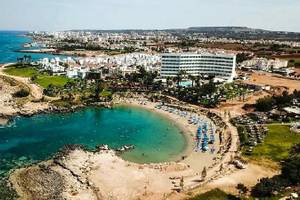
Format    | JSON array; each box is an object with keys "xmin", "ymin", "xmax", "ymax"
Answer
[
  {"xmin": 10, "ymin": 98, "xmax": 237, "ymax": 200},
  {"xmin": 1, "ymin": 67, "xmax": 282, "ymax": 199},
  {"xmin": 244, "ymin": 71, "xmax": 300, "ymax": 93},
  {"xmin": 8, "ymin": 98, "xmax": 279, "ymax": 200},
  {"xmin": 0, "ymin": 75, "xmax": 19, "ymax": 116},
  {"xmin": 294, "ymin": 68, "xmax": 300, "ymax": 76},
  {"xmin": 0, "ymin": 64, "xmax": 49, "ymax": 120},
  {"xmin": 174, "ymin": 163, "xmax": 278, "ymax": 199},
  {"xmin": 0, "ymin": 64, "xmax": 43, "ymax": 100},
  {"xmin": 213, "ymin": 91, "xmax": 269, "ymax": 117}
]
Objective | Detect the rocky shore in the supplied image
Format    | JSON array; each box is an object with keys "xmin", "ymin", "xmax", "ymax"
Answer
[
  {"xmin": 0, "ymin": 116, "xmax": 10, "ymax": 126},
  {"xmin": 9, "ymin": 145, "xmax": 191, "ymax": 200},
  {"xmin": 0, "ymin": 99, "xmax": 113, "ymax": 127}
]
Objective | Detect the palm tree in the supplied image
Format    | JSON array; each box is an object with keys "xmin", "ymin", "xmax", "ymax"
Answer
[
  {"xmin": 188, "ymin": 75, "xmax": 196, "ymax": 87},
  {"xmin": 195, "ymin": 74, "xmax": 203, "ymax": 87},
  {"xmin": 176, "ymin": 70, "xmax": 186, "ymax": 87},
  {"xmin": 27, "ymin": 55, "xmax": 32, "ymax": 64}
]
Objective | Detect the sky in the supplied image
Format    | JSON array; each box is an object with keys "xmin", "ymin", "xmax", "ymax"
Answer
[{"xmin": 0, "ymin": 0, "xmax": 299, "ymax": 32}]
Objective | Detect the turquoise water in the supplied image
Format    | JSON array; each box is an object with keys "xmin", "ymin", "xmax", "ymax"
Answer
[
  {"xmin": 0, "ymin": 31, "xmax": 66, "ymax": 64},
  {"xmin": 0, "ymin": 106, "xmax": 186, "ymax": 175}
]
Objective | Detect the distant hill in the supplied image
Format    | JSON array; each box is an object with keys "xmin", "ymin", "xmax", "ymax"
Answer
[
  {"xmin": 185, "ymin": 26, "xmax": 300, "ymax": 41},
  {"xmin": 69, "ymin": 26, "xmax": 300, "ymax": 41},
  {"xmin": 187, "ymin": 26, "xmax": 269, "ymax": 33}
]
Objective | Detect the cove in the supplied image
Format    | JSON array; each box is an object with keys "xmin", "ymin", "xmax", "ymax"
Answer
[{"xmin": 0, "ymin": 106, "xmax": 186, "ymax": 176}]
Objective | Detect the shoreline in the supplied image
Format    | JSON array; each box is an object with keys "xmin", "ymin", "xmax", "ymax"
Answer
[
  {"xmin": 0, "ymin": 117, "xmax": 9, "ymax": 126},
  {"xmin": 7, "ymin": 98, "xmax": 233, "ymax": 199},
  {"xmin": 1, "ymin": 102, "xmax": 194, "ymax": 164},
  {"xmin": 115, "ymin": 102, "xmax": 194, "ymax": 164}
]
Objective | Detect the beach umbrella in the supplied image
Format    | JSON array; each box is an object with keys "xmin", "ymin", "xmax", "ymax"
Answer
[{"xmin": 202, "ymin": 138, "xmax": 209, "ymax": 151}]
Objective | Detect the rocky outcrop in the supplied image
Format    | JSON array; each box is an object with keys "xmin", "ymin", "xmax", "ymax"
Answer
[
  {"xmin": 10, "ymin": 165, "xmax": 65, "ymax": 200},
  {"xmin": 10, "ymin": 146, "xmax": 101, "ymax": 200}
]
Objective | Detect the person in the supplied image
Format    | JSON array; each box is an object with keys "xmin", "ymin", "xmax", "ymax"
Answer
[
  {"xmin": 211, "ymin": 146, "xmax": 215, "ymax": 154},
  {"xmin": 219, "ymin": 131, "xmax": 223, "ymax": 144},
  {"xmin": 180, "ymin": 176, "xmax": 184, "ymax": 191}
]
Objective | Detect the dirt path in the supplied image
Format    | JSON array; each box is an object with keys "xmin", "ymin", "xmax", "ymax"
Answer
[
  {"xmin": 0, "ymin": 64, "xmax": 43, "ymax": 100},
  {"xmin": 188, "ymin": 163, "xmax": 278, "ymax": 197}
]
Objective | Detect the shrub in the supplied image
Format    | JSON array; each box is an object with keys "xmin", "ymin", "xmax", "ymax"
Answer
[
  {"xmin": 255, "ymin": 96, "xmax": 275, "ymax": 112},
  {"xmin": 12, "ymin": 89, "xmax": 29, "ymax": 98},
  {"xmin": 237, "ymin": 126, "xmax": 248, "ymax": 146},
  {"xmin": 281, "ymin": 145, "xmax": 300, "ymax": 185},
  {"xmin": 251, "ymin": 143, "xmax": 300, "ymax": 198},
  {"xmin": 251, "ymin": 176, "xmax": 289, "ymax": 197}
]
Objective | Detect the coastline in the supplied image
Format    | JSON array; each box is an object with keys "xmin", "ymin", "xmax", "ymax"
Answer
[
  {"xmin": 0, "ymin": 117, "xmax": 9, "ymax": 126},
  {"xmin": 7, "ymin": 98, "xmax": 232, "ymax": 200},
  {"xmin": 114, "ymin": 102, "xmax": 194, "ymax": 163}
]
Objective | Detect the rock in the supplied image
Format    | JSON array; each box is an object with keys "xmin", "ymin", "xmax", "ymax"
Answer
[
  {"xmin": 18, "ymin": 156, "xmax": 27, "ymax": 161},
  {"xmin": 291, "ymin": 193, "xmax": 298, "ymax": 199}
]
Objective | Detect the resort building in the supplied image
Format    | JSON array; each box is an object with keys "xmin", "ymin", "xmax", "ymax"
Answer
[{"xmin": 160, "ymin": 53, "xmax": 236, "ymax": 82}]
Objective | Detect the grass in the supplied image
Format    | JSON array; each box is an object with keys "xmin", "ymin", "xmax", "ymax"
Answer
[
  {"xmin": 188, "ymin": 189, "xmax": 239, "ymax": 200},
  {"xmin": 245, "ymin": 124, "xmax": 300, "ymax": 163},
  {"xmin": 100, "ymin": 89, "xmax": 112, "ymax": 97},
  {"xmin": 34, "ymin": 75, "xmax": 71, "ymax": 88},
  {"xmin": 3, "ymin": 65, "xmax": 72, "ymax": 88},
  {"xmin": 288, "ymin": 58, "xmax": 300, "ymax": 67},
  {"xmin": 3, "ymin": 66, "xmax": 38, "ymax": 77}
]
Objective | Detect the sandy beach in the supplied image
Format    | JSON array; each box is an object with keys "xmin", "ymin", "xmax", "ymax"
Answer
[
  {"xmin": 116, "ymin": 99, "xmax": 222, "ymax": 172},
  {"xmin": 8, "ymin": 95, "xmax": 240, "ymax": 200}
]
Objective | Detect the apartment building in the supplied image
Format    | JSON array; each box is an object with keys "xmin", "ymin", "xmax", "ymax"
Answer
[{"xmin": 160, "ymin": 53, "xmax": 236, "ymax": 82}]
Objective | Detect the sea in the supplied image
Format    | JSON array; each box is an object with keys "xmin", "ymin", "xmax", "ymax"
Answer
[
  {"xmin": 0, "ymin": 31, "xmax": 66, "ymax": 64},
  {"xmin": 0, "ymin": 31, "xmax": 186, "ymax": 177},
  {"xmin": 0, "ymin": 106, "xmax": 186, "ymax": 176}
]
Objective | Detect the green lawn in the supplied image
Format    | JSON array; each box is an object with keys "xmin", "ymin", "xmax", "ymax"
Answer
[
  {"xmin": 247, "ymin": 124, "xmax": 300, "ymax": 162},
  {"xmin": 3, "ymin": 66, "xmax": 38, "ymax": 77},
  {"xmin": 3, "ymin": 66, "xmax": 72, "ymax": 88},
  {"xmin": 188, "ymin": 189, "xmax": 238, "ymax": 200},
  {"xmin": 286, "ymin": 58, "xmax": 300, "ymax": 67},
  {"xmin": 100, "ymin": 89, "xmax": 112, "ymax": 97},
  {"xmin": 34, "ymin": 75, "xmax": 71, "ymax": 88}
]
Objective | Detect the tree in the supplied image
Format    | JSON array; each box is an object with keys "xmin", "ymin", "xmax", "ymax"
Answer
[
  {"xmin": 255, "ymin": 96, "xmax": 275, "ymax": 112},
  {"xmin": 188, "ymin": 75, "xmax": 195, "ymax": 87},
  {"xmin": 13, "ymin": 89, "xmax": 30, "ymax": 98},
  {"xmin": 236, "ymin": 53, "xmax": 252, "ymax": 64},
  {"xmin": 251, "ymin": 176, "xmax": 289, "ymax": 197},
  {"xmin": 31, "ymin": 74, "xmax": 38, "ymax": 82},
  {"xmin": 251, "ymin": 143, "xmax": 300, "ymax": 198},
  {"xmin": 236, "ymin": 183, "xmax": 248, "ymax": 197},
  {"xmin": 195, "ymin": 75, "xmax": 203, "ymax": 87},
  {"xmin": 175, "ymin": 70, "xmax": 186, "ymax": 87},
  {"xmin": 281, "ymin": 144, "xmax": 300, "ymax": 185}
]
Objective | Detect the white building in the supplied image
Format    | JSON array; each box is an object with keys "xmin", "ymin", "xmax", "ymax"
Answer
[
  {"xmin": 160, "ymin": 53, "xmax": 236, "ymax": 82},
  {"xmin": 240, "ymin": 58, "xmax": 288, "ymax": 71},
  {"xmin": 66, "ymin": 66, "xmax": 89, "ymax": 79}
]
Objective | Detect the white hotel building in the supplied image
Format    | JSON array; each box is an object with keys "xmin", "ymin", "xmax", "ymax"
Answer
[{"xmin": 160, "ymin": 53, "xmax": 236, "ymax": 82}]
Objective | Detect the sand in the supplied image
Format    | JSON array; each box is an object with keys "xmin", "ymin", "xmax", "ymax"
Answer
[
  {"xmin": 244, "ymin": 71, "xmax": 300, "ymax": 93},
  {"xmin": 9, "ymin": 97, "xmax": 237, "ymax": 200},
  {"xmin": 2, "ymin": 72, "xmax": 277, "ymax": 199}
]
